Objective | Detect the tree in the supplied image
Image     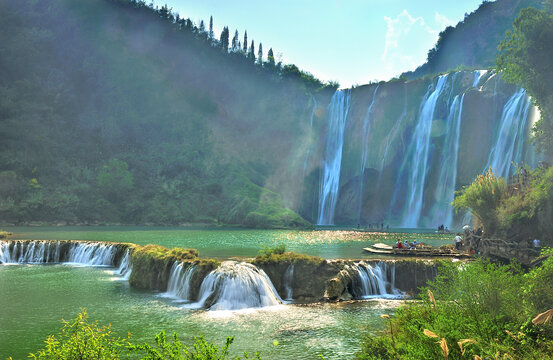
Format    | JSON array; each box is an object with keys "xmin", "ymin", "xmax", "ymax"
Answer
[
  {"xmin": 257, "ymin": 43, "xmax": 263, "ymax": 65},
  {"xmin": 248, "ymin": 40, "xmax": 255, "ymax": 62},
  {"xmin": 96, "ymin": 159, "xmax": 134, "ymax": 202},
  {"xmin": 220, "ymin": 26, "xmax": 229, "ymax": 53},
  {"xmin": 496, "ymin": 8, "xmax": 553, "ymax": 157},
  {"xmin": 198, "ymin": 20, "xmax": 206, "ymax": 40},
  {"xmin": 209, "ymin": 16, "xmax": 214, "ymax": 40},
  {"xmin": 267, "ymin": 48, "xmax": 275, "ymax": 66},
  {"xmin": 231, "ymin": 29, "xmax": 239, "ymax": 52},
  {"xmin": 243, "ymin": 31, "xmax": 248, "ymax": 53}
]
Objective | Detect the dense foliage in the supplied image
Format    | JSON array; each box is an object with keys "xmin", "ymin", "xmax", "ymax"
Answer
[
  {"xmin": 497, "ymin": 5, "xmax": 553, "ymax": 157},
  {"xmin": 454, "ymin": 166, "xmax": 553, "ymax": 245},
  {"xmin": 23, "ymin": 310, "xmax": 260, "ymax": 359},
  {"xmin": 0, "ymin": 0, "xmax": 324, "ymax": 228},
  {"xmin": 357, "ymin": 256, "xmax": 553, "ymax": 359},
  {"xmin": 404, "ymin": 0, "xmax": 543, "ymax": 79}
]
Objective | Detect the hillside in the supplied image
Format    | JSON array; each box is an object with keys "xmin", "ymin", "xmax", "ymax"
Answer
[
  {"xmin": 0, "ymin": 0, "xmax": 330, "ymax": 227},
  {"xmin": 403, "ymin": 0, "xmax": 543, "ymax": 79}
]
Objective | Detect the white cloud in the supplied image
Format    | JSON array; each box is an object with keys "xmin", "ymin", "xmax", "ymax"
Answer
[
  {"xmin": 379, "ymin": 9, "xmax": 444, "ymax": 79},
  {"xmin": 434, "ymin": 12, "xmax": 455, "ymax": 31}
]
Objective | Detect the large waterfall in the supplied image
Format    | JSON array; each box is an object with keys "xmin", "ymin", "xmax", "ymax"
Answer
[
  {"xmin": 308, "ymin": 70, "xmax": 535, "ymax": 228},
  {"xmin": 399, "ymin": 74, "xmax": 450, "ymax": 227},
  {"xmin": 485, "ymin": 88, "xmax": 531, "ymax": 178},
  {"xmin": 349, "ymin": 262, "xmax": 403, "ymax": 299},
  {"xmin": 317, "ymin": 89, "xmax": 351, "ymax": 225},
  {"xmin": 194, "ymin": 261, "xmax": 282, "ymax": 311}
]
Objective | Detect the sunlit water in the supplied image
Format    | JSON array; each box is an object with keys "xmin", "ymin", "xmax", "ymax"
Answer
[
  {"xmin": 1, "ymin": 227, "xmax": 447, "ymax": 358},
  {"xmin": 6, "ymin": 226, "xmax": 454, "ymax": 259},
  {"xmin": 0, "ymin": 264, "xmax": 401, "ymax": 359}
]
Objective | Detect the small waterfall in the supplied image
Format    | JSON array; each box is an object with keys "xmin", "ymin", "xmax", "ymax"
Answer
[
  {"xmin": 165, "ymin": 262, "xmax": 196, "ymax": 301},
  {"xmin": 350, "ymin": 262, "xmax": 403, "ymax": 299},
  {"xmin": 116, "ymin": 249, "xmax": 133, "ymax": 280},
  {"xmin": 357, "ymin": 85, "xmax": 380, "ymax": 221},
  {"xmin": 283, "ymin": 264, "xmax": 294, "ymax": 301},
  {"xmin": 401, "ymin": 75, "xmax": 450, "ymax": 227},
  {"xmin": 430, "ymin": 94, "xmax": 465, "ymax": 227},
  {"xmin": 318, "ymin": 89, "xmax": 351, "ymax": 225},
  {"xmin": 67, "ymin": 243, "xmax": 116, "ymax": 266},
  {"xmin": 0, "ymin": 240, "xmax": 123, "ymax": 267},
  {"xmin": 472, "ymin": 70, "xmax": 488, "ymax": 88},
  {"xmin": 194, "ymin": 261, "xmax": 282, "ymax": 310},
  {"xmin": 485, "ymin": 88, "xmax": 531, "ymax": 178}
]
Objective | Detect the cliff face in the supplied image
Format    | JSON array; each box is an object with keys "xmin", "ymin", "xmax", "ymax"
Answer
[{"xmin": 299, "ymin": 71, "xmax": 537, "ymax": 228}]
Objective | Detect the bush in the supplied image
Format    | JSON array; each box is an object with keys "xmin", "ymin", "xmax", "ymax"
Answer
[
  {"xmin": 453, "ymin": 168, "xmax": 507, "ymax": 234},
  {"xmin": 28, "ymin": 309, "xmax": 128, "ymax": 360},
  {"xmin": 25, "ymin": 310, "xmax": 262, "ymax": 360},
  {"xmin": 356, "ymin": 259, "xmax": 553, "ymax": 359}
]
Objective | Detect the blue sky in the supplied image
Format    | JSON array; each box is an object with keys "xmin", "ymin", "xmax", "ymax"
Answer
[{"xmin": 161, "ymin": 0, "xmax": 486, "ymax": 87}]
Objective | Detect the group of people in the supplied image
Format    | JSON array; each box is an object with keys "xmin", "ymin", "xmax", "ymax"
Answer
[
  {"xmin": 396, "ymin": 238, "xmax": 418, "ymax": 250},
  {"xmin": 437, "ymin": 224, "xmax": 451, "ymax": 233}
]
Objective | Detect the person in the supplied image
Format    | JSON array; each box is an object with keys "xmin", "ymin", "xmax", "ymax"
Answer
[
  {"xmin": 396, "ymin": 239, "xmax": 403, "ymax": 249},
  {"xmin": 533, "ymin": 238, "xmax": 541, "ymax": 248},
  {"xmin": 404, "ymin": 240, "xmax": 410, "ymax": 248},
  {"xmin": 454, "ymin": 233, "xmax": 463, "ymax": 251},
  {"xmin": 445, "ymin": 227, "xmax": 451, "ymax": 233},
  {"xmin": 413, "ymin": 240, "xmax": 418, "ymax": 247}
]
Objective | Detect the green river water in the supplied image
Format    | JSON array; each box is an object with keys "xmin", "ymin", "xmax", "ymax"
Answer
[{"xmin": 0, "ymin": 227, "xmax": 451, "ymax": 359}]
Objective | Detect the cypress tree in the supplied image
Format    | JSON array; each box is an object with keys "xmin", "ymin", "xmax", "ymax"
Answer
[
  {"xmin": 209, "ymin": 16, "xmax": 214, "ymax": 40},
  {"xmin": 231, "ymin": 30, "xmax": 239, "ymax": 52},
  {"xmin": 257, "ymin": 43, "xmax": 263, "ymax": 64},
  {"xmin": 268, "ymin": 48, "xmax": 275, "ymax": 66},
  {"xmin": 243, "ymin": 31, "xmax": 248, "ymax": 53},
  {"xmin": 220, "ymin": 26, "xmax": 229, "ymax": 52},
  {"xmin": 248, "ymin": 40, "xmax": 255, "ymax": 61}
]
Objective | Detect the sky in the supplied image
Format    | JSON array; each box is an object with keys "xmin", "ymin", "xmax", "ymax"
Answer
[{"xmin": 160, "ymin": 0, "xmax": 486, "ymax": 88}]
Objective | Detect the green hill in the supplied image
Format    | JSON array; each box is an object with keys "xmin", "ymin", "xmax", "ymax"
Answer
[{"xmin": 0, "ymin": 0, "xmax": 328, "ymax": 228}]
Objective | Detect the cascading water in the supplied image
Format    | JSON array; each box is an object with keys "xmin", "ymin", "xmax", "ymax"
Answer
[
  {"xmin": 357, "ymin": 85, "xmax": 379, "ymax": 221},
  {"xmin": 317, "ymin": 89, "xmax": 351, "ymax": 225},
  {"xmin": 116, "ymin": 249, "xmax": 133, "ymax": 280},
  {"xmin": 194, "ymin": 261, "xmax": 282, "ymax": 310},
  {"xmin": 430, "ymin": 95, "xmax": 465, "ymax": 227},
  {"xmin": 66, "ymin": 243, "xmax": 116, "ymax": 266},
  {"xmin": 284, "ymin": 264, "xmax": 294, "ymax": 301},
  {"xmin": 302, "ymin": 98, "xmax": 318, "ymax": 177},
  {"xmin": 0, "ymin": 240, "xmax": 123, "ymax": 267},
  {"xmin": 400, "ymin": 75, "xmax": 450, "ymax": 227},
  {"xmin": 485, "ymin": 88, "xmax": 531, "ymax": 178},
  {"xmin": 472, "ymin": 70, "xmax": 488, "ymax": 88},
  {"xmin": 164, "ymin": 262, "xmax": 196, "ymax": 301},
  {"xmin": 349, "ymin": 261, "xmax": 403, "ymax": 299}
]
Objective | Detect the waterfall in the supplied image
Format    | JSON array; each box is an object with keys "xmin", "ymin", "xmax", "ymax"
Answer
[
  {"xmin": 401, "ymin": 75, "xmax": 450, "ymax": 227},
  {"xmin": 164, "ymin": 262, "xmax": 196, "ymax": 301},
  {"xmin": 0, "ymin": 240, "xmax": 122, "ymax": 267},
  {"xmin": 350, "ymin": 262, "xmax": 403, "ymax": 299},
  {"xmin": 472, "ymin": 70, "xmax": 488, "ymax": 88},
  {"xmin": 66, "ymin": 243, "xmax": 116, "ymax": 266},
  {"xmin": 302, "ymin": 98, "xmax": 318, "ymax": 176},
  {"xmin": 485, "ymin": 88, "xmax": 531, "ymax": 178},
  {"xmin": 317, "ymin": 89, "xmax": 351, "ymax": 225},
  {"xmin": 430, "ymin": 95, "xmax": 465, "ymax": 227},
  {"xmin": 116, "ymin": 249, "xmax": 133, "ymax": 280},
  {"xmin": 194, "ymin": 261, "xmax": 282, "ymax": 310},
  {"xmin": 284, "ymin": 264, "xmax": 294, "ymax": 301},
  {"xmin": 357, "ymin": 85, "xmax": 379, "ymax": 222}
]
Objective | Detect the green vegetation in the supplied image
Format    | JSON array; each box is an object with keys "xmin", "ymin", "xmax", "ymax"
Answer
[
  {"xmin": 357, "ymin": 256, "xmax": 553, "ymax": 359},
  {"xmin": 452, "ymin": 168, "xmax": 507, "ymax": 234},
  {"xmin": 0, "ymin": 230, "xmax": 12, "ymax": 239},
  {"xmin": 0, "ymin": 0, "xmax": 323, "ymax": 228},
  {"xmin": 404, "ymin": 0, "xmax": 543, "ymax": 79},
  {"xmin": 254, "ymin": 245, "xmax": 324, "ymax": 266},
  {"xmin": 25, "ymin": 310, "xmax": 261, "ymax": 359},
  {"xmin": 454, "ymin": 165, "xmax": 553, "ymax": 246},
  {"xmin": 497, "ymin": 5, "xmax": 553, "ymax": 157}
]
